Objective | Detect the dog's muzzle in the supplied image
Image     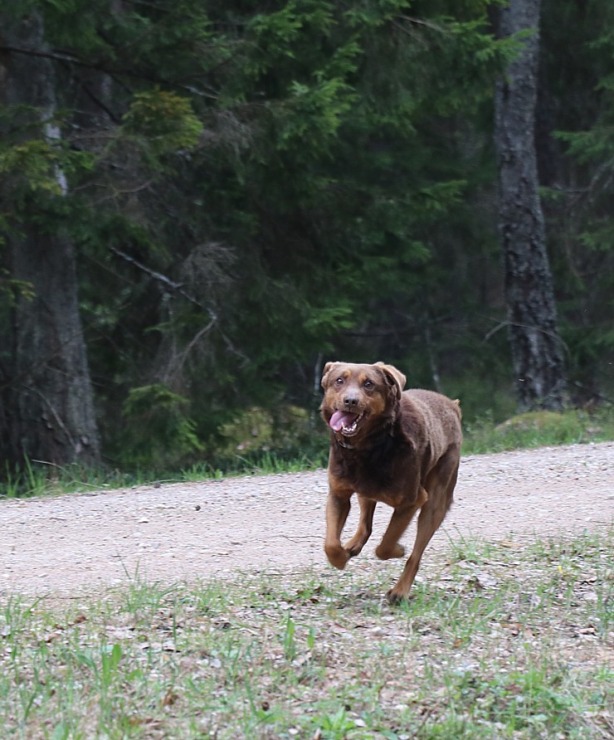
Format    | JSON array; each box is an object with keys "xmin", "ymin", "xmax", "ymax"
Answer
[{"xmin": 329, "ymin": 410, "xmax": 365, "ymax": 436}]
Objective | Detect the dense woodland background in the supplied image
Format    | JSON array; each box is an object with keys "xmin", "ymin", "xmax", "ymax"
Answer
[{"xmin": 1, "ymin": 0, "xmax": 613, "ymax": 474}]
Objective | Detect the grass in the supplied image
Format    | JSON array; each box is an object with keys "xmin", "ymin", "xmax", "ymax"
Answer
[
  {"xmin": 462, "ymin": 406, "xmax": 614, "ymax": 455},
  {"xmin": 0, "ymin": 529, "xmax": 611, "ymax": 738},
  {"xmin": 0, "ymin": 460, "xmax": 145, "ymax": 500},
  {"xmin": 0, "ymin": 448, "xmax": 329, "ymax": 499}
]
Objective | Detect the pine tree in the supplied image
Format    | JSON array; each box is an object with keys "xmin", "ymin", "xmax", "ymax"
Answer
[
  {"xmin": 493, "ymin": 0, "xmax": 567, "ymax": 410},
  {"xmin": 0, "ymin": 9, "xmax": 100, "ymax": 466}
]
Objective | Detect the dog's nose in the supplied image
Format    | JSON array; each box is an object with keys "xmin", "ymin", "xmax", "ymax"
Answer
[{"xmin": 343, "ymin": 394, "xmax": 359, "ymax": 409}]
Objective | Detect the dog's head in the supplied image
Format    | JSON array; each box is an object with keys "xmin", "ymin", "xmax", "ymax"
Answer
[{"xmin": 320, "ymin": 361, "xmax": 406, "ymax": 441}]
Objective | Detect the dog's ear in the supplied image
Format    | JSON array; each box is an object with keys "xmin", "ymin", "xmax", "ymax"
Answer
[
  {"xmin": 321, "ymin": 361, "xmax": 341, "ymax": 389},
  {"xmin": 375, "ymin": 362, "xmax": 406, "ymax": 400}
]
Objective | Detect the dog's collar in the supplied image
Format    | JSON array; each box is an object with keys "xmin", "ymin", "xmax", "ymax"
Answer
[{"xmin": 335, "ymin": 436, "xmax": 355, "ymax": 450}]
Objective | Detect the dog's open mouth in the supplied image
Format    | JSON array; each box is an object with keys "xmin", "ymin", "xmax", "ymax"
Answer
[{"xmin": 329, "ymin": 410, "xmax": 365, "ymax": 436}]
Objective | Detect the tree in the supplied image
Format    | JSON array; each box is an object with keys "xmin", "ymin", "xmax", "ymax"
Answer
[
  {"xmin": 538, "ymin": 0, "xmax": 614, "ymax": 403},
  {"xmin": 0, "ymin": 10, "xmax": 101, "ymax": 466},
  {"xmin": 493, "ymin": 0, "xmax": 567, "ymax": 410}
]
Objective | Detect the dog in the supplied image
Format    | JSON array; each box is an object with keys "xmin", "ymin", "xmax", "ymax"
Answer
[{"xmin": 320, "ymin": 361, "xmax": 462, "ymax": 603}]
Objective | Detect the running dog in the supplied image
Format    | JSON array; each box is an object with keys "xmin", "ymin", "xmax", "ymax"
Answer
[{"xmin": 320, "ymin": 361, "xmax": 462, "ymax": 603}]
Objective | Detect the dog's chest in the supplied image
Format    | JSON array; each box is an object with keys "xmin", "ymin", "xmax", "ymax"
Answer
[{"xmin": 331, "ymin": 439, "xmax": 418, "ymax": 505}]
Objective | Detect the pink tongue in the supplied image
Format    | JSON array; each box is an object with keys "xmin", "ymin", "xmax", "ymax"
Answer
[{"xmin": 330, "ymin": 410, "xmax": 357, "ymax": 432}]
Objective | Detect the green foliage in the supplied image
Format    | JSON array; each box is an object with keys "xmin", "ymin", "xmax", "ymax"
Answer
[
  {"xmin": 0, "ymin": 271, "xmax": 35, "ymax": 305},
  {"xmin": 0, "ymin": 140, "xmax": 64, "ymax": 195},
  {"xmin": 276, "ymin": 78, "xmax": 357, "ymax": 153},
  {"xmin": 118, "ymin": 384, "xmax": 203, "ymax": 470},
  {"xmin": 463, "ymin": 407, "xmax": 614, "ymax": 455},
  {"xmin": 0, "ymin": 137, "xmax": 92, "ymax": 202},
  {"xmin": 539, "ymin": 0, "xmax": 614, "ymax": 401},
  {"xmin": 1, "ymin": 0, "xmax": 613, "ymax": 473},
  {"xmin": 122, "ymin": 90, "xmax": 203, "ymax": 156}
]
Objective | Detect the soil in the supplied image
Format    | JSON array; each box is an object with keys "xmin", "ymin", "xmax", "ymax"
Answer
[{"xmin": 1, "ymin": 442, "xmax": 613, "ymax": 598}]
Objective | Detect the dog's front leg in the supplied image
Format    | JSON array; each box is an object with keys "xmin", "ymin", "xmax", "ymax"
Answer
[
  {"xmin": 344, "ymin": 494, "xmax": 376, "ymax": 557},
  {"xmin": 324, "ymin": 487, "xmax": 353, "ymax": 569}
]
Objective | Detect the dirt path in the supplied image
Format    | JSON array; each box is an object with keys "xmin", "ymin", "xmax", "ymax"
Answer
[{"xmin": 1, "ymin": 443, "xmax": 613, "ymax": 598}]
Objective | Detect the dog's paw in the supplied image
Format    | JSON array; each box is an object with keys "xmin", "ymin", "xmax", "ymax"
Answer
[
  {"xmin": 325, "ymin": 544, "xmax": 351, "ymax": 570},
  {"xmin": 385, "ymin": 588, "xmax": 409, "ymax": 606},
  {"xmin": 343, "ymin": 538, "xmax": 365, "ymax": 558},
  {"xmin": 375, "ymin": 543, "xmax": 405, "ymax": 560}
]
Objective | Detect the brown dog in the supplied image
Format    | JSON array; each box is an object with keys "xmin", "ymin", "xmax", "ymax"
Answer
[{"xmin": 320, "ymin": 361, "xmax": 462, "ymax": 603}]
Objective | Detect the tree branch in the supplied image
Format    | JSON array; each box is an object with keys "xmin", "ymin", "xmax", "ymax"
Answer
[
  {"xmin": 108, "ymin": 245, "xmax": 217, "ymax": 323},
  {"xmin": 0, "ymin": 44, "xmax": 221, "ymax": 99}
]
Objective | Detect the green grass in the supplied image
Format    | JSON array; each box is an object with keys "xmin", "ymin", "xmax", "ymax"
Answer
[
  {"xmin": 0, "ymin": 460, "xmax": 147, "ymax": 499},
  {"xmin": 1, "ymin": 529, "xmax": 611, "ymax": 738},
  {"xmin": 462, "ymin": 406, "xmax": 614, "ymax": 455},
  {"xmin": 0, "ymin": 448, "xmax": 329, "ymax": 499}
]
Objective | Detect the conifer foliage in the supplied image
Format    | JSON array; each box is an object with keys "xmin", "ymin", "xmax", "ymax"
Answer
[{"xmin": 0, "ymin": 1, "xmax": 612, "ymax": 471}]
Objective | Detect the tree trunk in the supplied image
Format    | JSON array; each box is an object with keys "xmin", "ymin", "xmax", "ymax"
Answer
[
  {"xmin": 493, "ymin": 0, "xmax": 567, "ymax": 411},
  {"xmin": 0, "ymin": 12, "xmax": 101, "ymax": 467}
]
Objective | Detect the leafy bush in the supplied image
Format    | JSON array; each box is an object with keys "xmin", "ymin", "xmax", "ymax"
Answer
[
  {"xmin": 117, "ymin": 384, "xmax": 203, "ymax": 470},
  {"xmin": 464, "ymin": 407, "xmax": 614, "ymax": 454}
]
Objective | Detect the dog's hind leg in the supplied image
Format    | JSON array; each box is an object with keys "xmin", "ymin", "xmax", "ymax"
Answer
[
  {"xmin": 387, "ymin": 450, "xmax": 460, "ymax": 604},
  {"xmin": 375, "ymin": 488, "xmax": 426, "ymax": 562},
  {"xmin": 344, "ymin": 495, "xmax": 376, "ymax": 557}
]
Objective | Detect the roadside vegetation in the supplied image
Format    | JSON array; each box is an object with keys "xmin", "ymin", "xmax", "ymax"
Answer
[
  {"xmin": 1, "ymin": 529, "xmax": 611, "ymax": 738},
  {"xmin": 1, "ymin": 405, "xmax": 614, "ymax": 499}
]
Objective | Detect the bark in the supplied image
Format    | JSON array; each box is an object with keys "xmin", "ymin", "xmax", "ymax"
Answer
[
  {"xmin": 493, "ymin": 0, "xmax": 567, "ymax": 411},
  {"xmin": 0, "ymin": 12, "xmax": 101, "ymax": 466}
]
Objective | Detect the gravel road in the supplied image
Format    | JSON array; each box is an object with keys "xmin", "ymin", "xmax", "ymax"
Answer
[{"xmin": 1, "ymin": 443, "xmax": 612, "ymax": 597}]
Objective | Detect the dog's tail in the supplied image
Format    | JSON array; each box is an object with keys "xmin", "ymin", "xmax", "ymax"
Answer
[{"xmin": 452, "ymin": 398, "xmax": 462, "ymax": 420}]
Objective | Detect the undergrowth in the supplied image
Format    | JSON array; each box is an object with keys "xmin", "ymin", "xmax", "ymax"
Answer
[{"xmin": 1, "ymin": 406, "xmax": 613, "ymax": 498}]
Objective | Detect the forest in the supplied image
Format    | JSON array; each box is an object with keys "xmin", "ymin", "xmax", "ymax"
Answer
[{"xmin": 1, "ymin": 0, "xmax": 613, "ymax": 476}]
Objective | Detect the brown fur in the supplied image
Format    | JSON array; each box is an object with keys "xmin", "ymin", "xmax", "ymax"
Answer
[{"xmin": 320, "ymin": 361, "xmax": 462, "ymax": 603}]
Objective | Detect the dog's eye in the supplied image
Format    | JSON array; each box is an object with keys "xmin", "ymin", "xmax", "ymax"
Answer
[
  {"xmin": 363, "ymin": 379, "xmax": 374, "ymax": 390},
  {"xmin": 335, "ymin": 377, "xmax": 344, "ymax": 385}
]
